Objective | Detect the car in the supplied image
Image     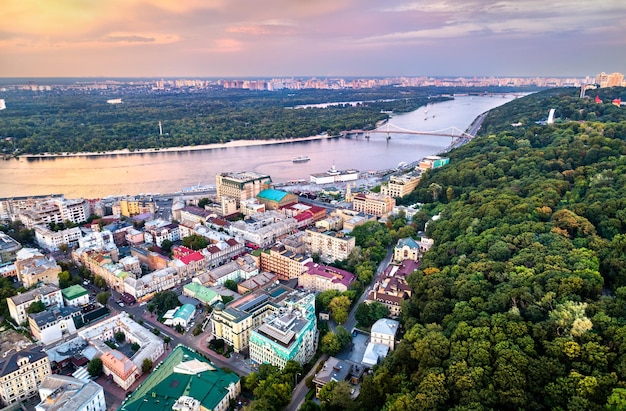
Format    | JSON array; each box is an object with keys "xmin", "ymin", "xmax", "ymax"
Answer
[
  {"xmin": 83, "ymin": 280, "xmax": 89, "ymax": 285},
  {"xmin": 119, "ymin": 302, "xmax": 125, "ymax": 307}
]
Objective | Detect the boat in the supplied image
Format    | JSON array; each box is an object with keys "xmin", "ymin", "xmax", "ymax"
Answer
[{"xmin": 292, "ymin": 155, "xmax": 311, "ymax": 163}]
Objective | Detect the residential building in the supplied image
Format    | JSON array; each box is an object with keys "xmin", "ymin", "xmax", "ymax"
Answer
[
  {"xmin": 118, "ymin": 256, "xmax": 141, "ymax": 276},
  {"xmin": 118, "ymin": 198, "xmax": 156, "ymax": 218},
  {"xmin": 118, "ymin": 345, "xmax": 240, "ymax": 411},
  {"xmin": 163, "ymin": 304, "xmax": 195, "ymax": 328},
  {"xmin": 315, "ymin": 215, "xmax": 343, "ymax": 232},
  {"xmin": 15, "ymin": 248, "xmax": 61, "ymax": 287},
  {"xmin": 0, "ymin": 346, "xmax": 52, "ymax": 406},
  {"xmin": 256, "ymin": 189, "xmax": 298, "ymax": 210},
  {"xmin": 0, "ymin": 232, "xmax": 21, "ymax": 263},
  {"xmin": 380, "ymin": 171, "xmax": 422, "ymax": 198},
  {"xmin": 249, "ymin": 292, "xmax": 317, "ymax": 368},
  {"xmin": 179, "ymin": 206, "xmax": 213, "ymax": 225},
  {"xmin": 77, "ymin": 230, "xmax": 116, "ymax": 251},
  {"xmin": 211, "ymin": 284, "xmax": 305, "ymax": 353},
  {"xmin": 279, "ymin": 231, "xmax": 308, "ymax": 255},
  {"xmin": 216, "ymin": 171, "xmax": 272, "ymax": 208},
  {"xmin": 62, "ymin": 285, "xmax": 90, "ymax": 307},
  {"xmin": 371, "ymin": 318, "xmax": 400, "ymax": 350},
  {"xmin": 305, "ymin": 229, "xmax": 355, "ymax": 263},
  {"xmin": 259, "ymin": 245, "xmax": 312, "ymax": 281},
  {"xmin": 18, "ymin": 198, "xmax": 89, "ymax": 229},
  {"xmin": 595, "ymin": 71, "xmax": 625, "ymax": 88},
  {"xmin": 203, "ymin": 238, "xmax": 245, "ymax": 268},
  {"xmin": 34, "ymin": 226, "xmax": 82, "ymax": 252},
  {"xmin": 143, "ymin": 220, "xmax": 180, "ymax": 247},
  {"xmin": 299, "ymin": 262, "xmax": 355, "ymax": 293},
  {"xmin": 281, "ymin": 202, "xmax": 327, "ymax": 223},
  {"xmin": 78, "ymin": 314, "xmax": 164, "ymax": 379},
  {"xmin": 229, "ymin": 211, "xmax": 297, "ymax": 248},
  {"xmin": 28, "ymin": 306, "xmax": 81, "ymax": 345},
  {"xmin": 240, "ymin": 199, "xmax": 266, "ymax": 216},
  {"xmin": 35, "ymin": 375, "xmax": 106, "ymax": 411},
  {"xmin": 393, "ymin": 237, "xmax": 421, "ymax": 262},
  {"xmin": 352, "ymin": 193, "xmax": 396, "ymax": 216},
  {"xmin": 194, "ymin": 255, "xmax": 258, "ymax": 287},
  {"xmin": 312, "ymin": 357, "xmax": 351, "ymax": 397},
  {"xmin": 366, "ymin": 260, "xmax": 419, "ymax": 318},
  {"xmin": 124, "ymin": 266, "xmax": 180, "ymax": 301},
  {"xmin": 171, "ymin": 246, "xmax": 206, "ymax": 279},
  {"xmin": 8, "ymin": 285, "xmax": 63, "ymax": 325},
  {"xmin": 101, "ymin": 350, "xmax": 138, "ymax": 391},
  {"xmin": 237, "ymin": 272, "xmax": 279, "ymax": 294}
]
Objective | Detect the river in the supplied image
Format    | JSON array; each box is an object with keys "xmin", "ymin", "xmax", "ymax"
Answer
[{"xmin": 0, "ymin": 94, "xmax": 518, "ymax": 199}]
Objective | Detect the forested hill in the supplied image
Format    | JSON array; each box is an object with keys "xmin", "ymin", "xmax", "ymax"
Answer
[{"xmin": 362, "ymin": 87, "xmax": 626, "ymax": 410}]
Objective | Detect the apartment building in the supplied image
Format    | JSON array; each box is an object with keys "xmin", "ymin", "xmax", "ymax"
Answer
[
  {"xmin": 211, "ymin": 284, "xmax": 304, "ymax": 353},
  {"xmin": 15, "ymin": 249, "xmax": 61, "ymax": 288},
  {"xmin": 28, "ymin": 306, "xmax": 81, "ymax": 345},
  {"xmin": 305, "ymin": 229, "xmax": 355, "ymax": 263},
  {"xmin": 259, "ymin": 245, "xmax": 311, "ymax": 281},
  {"xmin": 143, "ymin": 220, "xmax": 180, "ymax": 247},
  {"xmin": 194, "ymin": 255, "xmax": 258, "ymax": 287},
  {"xmin": 249, "ymin": 292, "xmax": 317, "ymax": 368},
  {"xmin": 35, "ymin": 375, "xmax": 106, "ymax": 411},
  {"xmin": 380, "ymin": 171, "xmax": 422, "ymax": 198},
  {"xmin": 8, "ymin": 285, "xmax": 63, "ymax": 325},
  {"xmin": 352, "ymin": 193, "xmax": 396, "ymax": 217},
  {"xmin": 0, "ymin": 346, "xmax": 52, "ymax": 406},
  {"xmin": 298, "ymin": 262, "xmax": 355, "ymax": 293},
  {"xmin": 0, "ymin": 232, "xmax": 21, "ymax": 263},
  {"xmin": 370, "ymin": 318, "xmax": 400, "ymax": 350},
  {"xmin": 123, "ymin": 266, "xmax": 180, "ymax": 300},
  {"xmin": 34, "ymin": 226, "xmax": 83, "ymax": 252},
  {"xmin": 118, "ymin": 199, "xmax": 156, "ymax": 218},
  {"xmin": 179, "ymin": 206, "xmax": 213, "ymax": 225},
  {"xmin": 18, "ymin": 198, "xmax": 89, "ymax": 229},
  {"xmin": 229, "ymin": 211, "xmax": 297, "ymax": 248},
  {"xmin": 101, "ymin": 350, "xmax": 138, "ymax": 390}
]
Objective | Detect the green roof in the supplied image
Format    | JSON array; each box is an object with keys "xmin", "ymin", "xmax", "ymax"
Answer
[
  {"xmin": 184, "ymin": 283, "xmax": 220, "ymax": 304},
  {"xmin": 257, "ymin": 188, "xmax": 289, "ymax": 202},
  {"xmin": 118, "ymin": 345, "xmax": 239, "ymax": 411},
  {"xmin": 61, "ymin": 285, "xmax": 88, "ymax": 300}
]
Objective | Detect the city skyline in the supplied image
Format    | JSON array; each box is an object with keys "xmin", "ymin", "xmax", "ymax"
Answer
[{"xmin": 2, "ymin": 0, "xmax": 626, "ymax": 78}]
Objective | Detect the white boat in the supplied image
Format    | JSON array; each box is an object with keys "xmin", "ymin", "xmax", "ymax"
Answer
[{"xmin": 292, "ymin": 155, "xmax": 311, "ymax": 163}]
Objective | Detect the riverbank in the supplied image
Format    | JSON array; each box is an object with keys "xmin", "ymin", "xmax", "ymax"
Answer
[{"xmin": 16, "ymin": 133, "xmax": 340, "ymax": 159}]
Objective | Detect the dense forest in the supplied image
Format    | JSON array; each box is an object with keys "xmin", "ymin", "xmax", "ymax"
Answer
[
  {"xmin": 0, "ymin": 86, "xmax": 531, "ymax": 155},
  {"xmin": 358, "ymin": 87, "xmax": 626, "ymax": 410}
]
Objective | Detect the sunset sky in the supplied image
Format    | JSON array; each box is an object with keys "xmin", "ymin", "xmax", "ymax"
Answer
[{"xmin": 2, "ymin": 0, "xmax": 625, "ymax": 78}]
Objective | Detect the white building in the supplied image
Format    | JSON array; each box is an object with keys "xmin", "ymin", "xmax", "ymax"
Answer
[
  {"xmin": 123, "ymin": 266, "xmax": 181, "ymax": 300},
  {"xmin": 309, "ymin": 164, "xmax": 359, "ymax": 184},
  {"xmin": 8, "ymin": 285, "xmax": 63, "ymax": 325},
  {"xmin": 34, "ymin": 226, "xmax": 83, "ymax": 252},
  {"xmin": 77, "ymin": 230, "xmax": 116, "ymax": 251},
  {"xmin": 35, "ymin": 375, "xmax": 106, "ymax": 411},
  {"xmin": 371, "ymin": 318, "xmax": 400, "ymax": 350},
  {"xmin": 305, "ymin": 229, "xmax": 355, "ymax": 263},
  {"xmin": 28, "ymin": 306, "xmax": 81, "ymax": 345}
]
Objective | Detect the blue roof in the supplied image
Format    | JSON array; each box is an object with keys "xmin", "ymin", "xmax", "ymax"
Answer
[
  {"xmin": 396, "ymin": 237, "xmax": 419, "ymax": 249},
  {"xmin": 257, "ymin": 189, "xmax": 288, "ymax": 202},
  {"xmin": 173, "ymin": 304, "xmax": 196, "ymax": 321}
]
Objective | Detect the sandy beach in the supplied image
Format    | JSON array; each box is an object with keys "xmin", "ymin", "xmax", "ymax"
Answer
[{"xmin": 17, "ymin": 134, "xmax": 338, "ymax": 159}]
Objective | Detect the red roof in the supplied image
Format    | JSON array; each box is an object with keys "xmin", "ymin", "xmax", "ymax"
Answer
[{"xmin": 179, "ymin": 251, "xmax": 204, "ymax": 265}]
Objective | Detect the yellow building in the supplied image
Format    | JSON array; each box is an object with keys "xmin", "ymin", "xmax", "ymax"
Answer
[
  {"xmin": 380, "ymin": 172, "xmax": 422, "ymax": 198},
  {"xmin": 0, "ymin": 346, "xmax": 51, "ymax": 406},
  {"xmin": 15, "ymin": 249, "xmax": 61, "ymax": 288},
  {"xmin": 119, "ymin": 199, "xmax": 156, "ymax": 217},
  {"xmin": 216, "ymin": 171, "xmax": 272, "ymax": 208},
  {"xmin": 259, "ymin": 245, "xmax": 312, "ymax": 281},
  {"xmin": 352, "ymin": 193, "xmax": 396, "ymax": 216}
]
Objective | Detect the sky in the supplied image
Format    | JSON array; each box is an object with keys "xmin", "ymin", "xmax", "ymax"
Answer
[{"xmin": 2, "ymin": 0, "xmax": 625, "ymax": 78}]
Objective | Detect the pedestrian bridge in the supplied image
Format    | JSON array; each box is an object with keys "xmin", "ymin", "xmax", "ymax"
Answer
[{"xmin": 341, "ymin": 122, "xmax": 475, "ymax": 141}]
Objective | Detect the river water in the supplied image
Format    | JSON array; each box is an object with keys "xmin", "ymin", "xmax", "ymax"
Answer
[{"xmin": 0, "ymin": 95, "xmax": 518, "ymax": 199}]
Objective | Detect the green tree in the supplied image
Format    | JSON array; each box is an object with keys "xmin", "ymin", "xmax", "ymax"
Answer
[
  {"xmin": 198, "ymin": 198, "xmax": 210, "ymax": 208},
  {"xmin": 96, "ymin": 292, "xmax": 111, "ymax": 305},
  {"xmin": 182, "ymin": 234, "xmax": 208, "ymax": 250},
  {"xmin": 27, "ymin": 300, "xmax": 46, "ymax": 314},
  {"xmin": 224, "ymin": 279, "xmax": 238, "ymax": 292},
  {"xmin": 318, "ymin": 380, "xmax": 356, "ymax": 411},
  {"xmin": 328, "ymin": 296, "xmax": 351, "ymax": 324},
  {"xmin": 131, "ymin": 342, "xmax": 140, "ymax": 351},
  {"xmin": 87, "ymin": 358, "xmax": 103, "ymax": 377},
  {"xmin": 160, "ymin": 239, "xmax": 173, "ymax": 253},
  {"xmin": 94, "ymin": 275, "xmax": 107, "ymax": 289},
  {"xmin": 115, "ymin": 330, "xmax": 125, "ymax": 342},
  {"xmin": 58, "ymin": 270, "xmax": 72, "ymax": 288},
  {"xmin": 321, "ymin": 332, "xmax": 342, "ymax": 355},
  {"xmin": 142, "ymin": 358, "xmax": 153, "ymax": 373},
  {"xmin": 163, "ymin": 335, "xmax": 171, "ymax": 348}
]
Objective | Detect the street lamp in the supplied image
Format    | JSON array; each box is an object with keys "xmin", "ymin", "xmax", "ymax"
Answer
[{"xmin": 295, "ymin": 372, "xmax": 302, "ymax": 387}]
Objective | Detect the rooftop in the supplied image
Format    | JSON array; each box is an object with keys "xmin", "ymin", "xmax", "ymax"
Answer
[
  {"xmin": 118, "ymin": 345, "xmax": 239, "ymax": 411},
  {"xmin": 61, "ymin": 284, "xmax": 88, "ymax": 301},
  {"xmin": 257, "ymin": 189, "xmax": 290, "ymax": 202}
]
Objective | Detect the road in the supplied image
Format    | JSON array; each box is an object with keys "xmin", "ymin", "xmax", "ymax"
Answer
[{"xmin": 284, "ymin": 354, "xmax": 328, "ymax": 411}]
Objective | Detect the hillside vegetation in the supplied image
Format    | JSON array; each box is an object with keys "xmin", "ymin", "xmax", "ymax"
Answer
[{"xmin": 362, "ymin": 87, "xmax": 626, "ymax": 410}]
